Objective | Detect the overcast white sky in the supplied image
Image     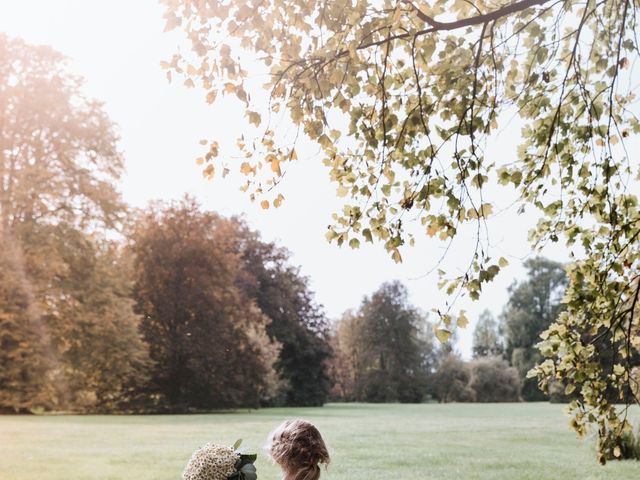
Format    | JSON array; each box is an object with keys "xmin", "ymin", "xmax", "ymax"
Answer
[{"xmin": 0, "ymin": 0, "xmax": 572, "ymax": 357}]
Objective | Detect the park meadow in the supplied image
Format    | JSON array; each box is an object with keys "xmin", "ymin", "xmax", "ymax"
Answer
[{"xmin": 2, "ymin": 403, "xmax": 639, "ymax": 480}]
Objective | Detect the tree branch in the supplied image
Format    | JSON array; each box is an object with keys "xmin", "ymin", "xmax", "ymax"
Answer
[{"xmin": 402, "ymin": 0, "xmax": 553, "ymax": 32}]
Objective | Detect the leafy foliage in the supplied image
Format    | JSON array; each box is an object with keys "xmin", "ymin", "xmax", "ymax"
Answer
[
  {"xmin": 432, "ymin": 354, "xmax": 475, "ymax": 403},
  {"xmin": 469, "ymin": 356, "xmax": 520, "ymax": 402},
  {"xmin": 0, "ymin": 239, "xmax": 48, "ymax": 412},
  {"xmin": 131, "ymin": 198, "xmax": 280, "ymax": 410},
  {"xmin": 502, "ymin": 257, "xmax": 567, "ymax": 400},
  {"xmin": 234, "ymin": 224, "xmax": 333, "ymax": 406},
  {"xmin": 40, "ymin": 227, "xmax": 151, "ymax": 412},
  {"xmin": 331, "ymin": 281, "xmax": 435, "ymax": 402},
  {"xmin": 0, "ymin": 34, "xmax": 148, "ymax": 413},
  {"xmin": 164, "ymin": 0, "xmax": 640, "ymax": 455},
  {"xmin": 472, "ymin": 309, "xmax": 504, "ymax": 358}
]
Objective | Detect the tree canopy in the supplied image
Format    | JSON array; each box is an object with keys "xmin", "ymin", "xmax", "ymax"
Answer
[
  {"xmin": 235, "ymin": 223, "xmax": 333, "ymax": 406},
  {"xmin": 131, "ymin": 199, "xmax": 280, "ymax": 410},
  {"xmin": 331, "ymin": 281, "xmax": 435, "ymax": 402},
  {"xmin": 502, "ymin": 257, "xmax": 567, "ymax": 400},
  {"xmin": 0, "ymin": 34, "xmax": 147, "ymax": 413},
  {"xmin": 163, "ymin": 0, "xmax": 640, "ymax": 458},
  {"xmin": 472, "ymin": 309, "xmax": 504, "ymax": 358}
]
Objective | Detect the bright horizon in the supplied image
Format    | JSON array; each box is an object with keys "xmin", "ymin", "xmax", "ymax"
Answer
[{"xmin": 0, "ymin": 0, "xmax": 571, "ymax": 357}]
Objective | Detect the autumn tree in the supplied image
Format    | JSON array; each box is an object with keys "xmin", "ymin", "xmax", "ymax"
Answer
[
  {"xmin": 502, "ymin": 257, "xmax": 567, "ymax": 400},
  {"xmin": 329, "ymin": 310, "xmax": 362, "ymax": 401},
  {"xmin": 165, "ymin": 0, "xmax": 640, "ymax": 458},
  {"xmin": 0, "ymin": 34, "xmax": 123, "ymax": 235},
  {"xmin": 472, "ymin": 309, "xmax": 504, "ymax": 358},
  {"xmin": 0, "ymin": 241, "xmax": 48, "ymax": 412},
  {"xmin": 131, "ymin": 199, "xmax": 280, "ymax": 410},
  {"xmin": 233, "ymin": 223, "xmax": 332, "ymax": 406},
  {"xmin": 0, "ymin": 34, "xmax": 147, "ymax": 412},
  {"xmin": 40, "ymin": 230, "xmax": 151, "ymax": 412}
]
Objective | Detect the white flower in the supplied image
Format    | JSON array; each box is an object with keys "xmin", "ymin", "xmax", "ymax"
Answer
[{"xmin": 182, "ymin": 443, "xmax": 240, "ymax": 480}]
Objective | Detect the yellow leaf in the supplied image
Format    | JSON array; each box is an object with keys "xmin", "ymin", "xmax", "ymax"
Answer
[
  {"xmin": 435, "ymin": 328, "xmax": 452, "ymax": 344},
  {"xmin": 337, "ymin": 185, "xmax": 348, "ymax": 197},
  {"xmin": 206, "ymin": 90, "xmax": 217, "ymax": 104},
  {"xmin": 202, "ymin": 164, "xmax": 214, "ymax": 179},
  {"xmin": 457, "ymin": 310, "xmax": 469, "ymax": 328},
  {"xmin": 499, "ymin": 257, "xmax": 509, "ymax": 267},
  {"xmin": 245, "ymin": 111, "xmax": 260, "ymax": 126},
  {"xmin": 480, "ymin": 203, "xmax": 494, "ymax": 216},
  {"xmin": 391, "ymin": 248, "xmax": 402, "ymax": 263},
  {"xmin": 224, "ymin": 83, "xmax": 236, "ymax": 93},
  {"xmin": 271, "ymin": 157, "xmax": 281, "ymax": 176},
  {"xmin": 274, "ymin": 193, "xmax": 284, "ymax": 208},
  {"xmin": 290, "ymin": 149, "xmax": 298, "ymax": 161},
  {"xmin": 260, "ymin": 200, "xmax": 270, "ymax": 210},
  {"xmin": 240, "ymin": 162, "xmax": 253, "ymax": 175},
  {"xmin": 196, "ymin": 157, "xmax": 204, "ymax": 165}
]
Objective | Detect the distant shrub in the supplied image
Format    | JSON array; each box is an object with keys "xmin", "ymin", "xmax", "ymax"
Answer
[
  {"xmin": 432, "ymin": 355, "xmax": 476, "ymax": 403},
  {"xmin": 469, "ymin": 357, "xmax": 520, "ymax": 402}
]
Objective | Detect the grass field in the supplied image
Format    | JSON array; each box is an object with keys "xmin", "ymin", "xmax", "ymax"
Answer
[{"xmin": 1, "ymin": 403, "xmax": 639, "ymax": 480}]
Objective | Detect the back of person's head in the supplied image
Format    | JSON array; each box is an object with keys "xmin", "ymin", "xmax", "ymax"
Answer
[{"xmin": 267, "ymin": 419, "xmax": 330, "ymax": 480}]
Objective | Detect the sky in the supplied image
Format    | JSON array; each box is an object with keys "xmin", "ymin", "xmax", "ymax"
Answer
[{"xmin": 0, "ymin": 0, "xmax": 571, "ymax": 357}]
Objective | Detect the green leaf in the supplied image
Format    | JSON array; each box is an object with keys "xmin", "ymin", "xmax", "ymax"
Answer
[
  {"xmin": 238, "ymin": 463, "xmax": 257, "ymax": 480},
  {"xmin": 233, "ymin": 439, "xmax": 243, "ymax": 450}
]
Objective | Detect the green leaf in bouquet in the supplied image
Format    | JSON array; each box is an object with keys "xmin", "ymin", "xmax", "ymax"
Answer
[
  {"xmin": 236, "ymin": 453, "xmax": 258, "ymax": 469},
  {"xmin": 233, "ymin": 439, "xmax": 243, "ymax": 450},
  {"xmin": 239, "ymin": 463, "xmax": 257, "ymax": 480}
]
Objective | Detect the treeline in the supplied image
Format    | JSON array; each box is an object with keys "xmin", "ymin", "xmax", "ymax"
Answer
[
  {"xmin": 329, "ymin": 258, "xmax": 569, "ymax": 403},
  {"xmin": 0, "ymin": 35, "xmax": 331, "ymax": 413},
  {"xmin": 0, "ymin": 34, "xmax": 608, "ymax": 413},
  {"xmin": 1, "ymin": 195, "xmax": 333, "ymax": 413}
]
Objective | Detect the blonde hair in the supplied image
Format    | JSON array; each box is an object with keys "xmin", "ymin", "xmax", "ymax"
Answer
[{"xmin": 267, "ymin": 419, "xmax": 330, "ymax": 480}]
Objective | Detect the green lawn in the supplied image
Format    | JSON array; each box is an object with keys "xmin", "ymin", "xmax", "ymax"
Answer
[{"xmin": 1, "ymin": 403, "xmax": 639, "ymax": 480}]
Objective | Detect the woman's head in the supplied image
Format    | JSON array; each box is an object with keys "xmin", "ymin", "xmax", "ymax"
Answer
[{"xmin": 267, "ymin": 419, "xmax": 330, "ymax": 480}]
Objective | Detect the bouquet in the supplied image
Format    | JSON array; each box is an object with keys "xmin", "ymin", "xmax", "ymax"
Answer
[{"xmin": 182, "ymin": 439, "xmax": 257, "ymax": 480}]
